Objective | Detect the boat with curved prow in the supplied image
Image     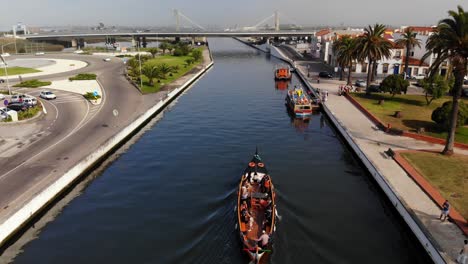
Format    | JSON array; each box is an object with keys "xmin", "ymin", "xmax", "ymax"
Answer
[{"xmin": 237, "ymin": 149, "xmax": 276, "ymax": 264}]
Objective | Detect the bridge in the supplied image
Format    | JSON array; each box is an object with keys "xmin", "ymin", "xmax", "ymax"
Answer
[{"xmin": 20, "ymin": 10, "xmax": 315, "ymax": 48}]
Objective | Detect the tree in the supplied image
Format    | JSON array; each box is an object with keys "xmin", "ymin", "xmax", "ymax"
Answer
[
  {"xmin": 380, "ymin": 74, "xmax": 409, "ymax": 97},
  {"xmin": 126, "ymin": 58, "xmax": 140, "ymax": 77},
  {"xmin": 191, "ymin": 48, "xmax": 203, "ymax": 61},
  {"xmin": 148, "ymin": 47, "xmax": 159, "ymax": 58},
  {"xmin": 355, "ymin": 24, "xmax": 393, "ymax": 94},
  {"xmin": 141, "ymin": 64, "xmax": 160, "ymax": 86},
  {"xmin": 159, "ymin": 42, "xmax": 170, "ymax": 54},
  {"xmin": 422, "ymin": 6, "xmax": 468, "ymax": 155},
  {"xmin": 395, "ymin": 28, "xmax": 422, "ymax": 79},
  {"xmin": 332, "ymin": 35, "xmax": 358, "ymax": 85},
  {"xmin": 157, "ymin": 63, "xmax": 173, "ymax": 79},
  {"xmin": 185, "ymin": 57, "xmax": 195, "ymax": 67},
  {"xmin": 421, "ymin": 74, "xmax": 449, "ymax": 105}
]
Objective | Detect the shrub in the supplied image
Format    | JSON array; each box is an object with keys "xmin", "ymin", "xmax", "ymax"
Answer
[
  {"xmin": 69, "ymin": 73, "xmax": 97, "ymax": 81},
  {"xmin": 380, "ymin": 74, "xmax": 409, "ymax": 97},
  {"xmin": 18, "ymin": 106, "xmax": 40, "ymax": 120},
  {"xmin": 191, "ymin": 49, "xmax": 202, "ymax": 61},
  {"xmin": 83, "ymin": 92, "xmax": 101, "ymax": 100},
  {"xmin": 421, "ymin": 74, "xmax": 449, "ymax": 105},
  {"xmin": 13, "ymin": 79, "xmax": 51, "ymax": 88},
  {"xmin": 431, "ymin": 101, "xmax": 468, "ymax": 129}
]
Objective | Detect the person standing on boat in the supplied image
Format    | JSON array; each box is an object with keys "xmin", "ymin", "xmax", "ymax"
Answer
[
  {"xmin": 241, "ymin": 183, "xmax": 250, "ymax": 205},
  {"xmin": 256, "ymin": 231, "xmax": 270, "ymax": 249}
]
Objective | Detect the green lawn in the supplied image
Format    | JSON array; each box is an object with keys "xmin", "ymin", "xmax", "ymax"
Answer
[
  {"xmin": 350, "ymin": 93, "xmax": 468, "ymax": 144},
  {"xmin": 139, "ymin": 54, "xmax": 201, "ymax": 94},
  {"xmin": 401, "ymin": 152, "xmax": 468, "ymax": 220},
  {"xmin": 0, "ymin": 67, "xmax": 40, "ymax": 76}
]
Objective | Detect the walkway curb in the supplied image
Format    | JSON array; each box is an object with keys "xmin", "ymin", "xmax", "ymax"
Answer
[
  {"xmin": 0, "ymin": 54, "xmax": 214, "ymax": 248},
  {"xmin": 393, "ymin": 150, "xmax": 468, "ymax": 236},
  {"xmin": 268, "ymin": 44, "xmax": 448, "ymax": 264}
]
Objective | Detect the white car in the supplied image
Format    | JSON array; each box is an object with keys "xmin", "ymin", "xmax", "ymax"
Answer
[
  {"xmin": 103, "ymin": 58, "xmax": 111, "ymax": 62},
  {"xmin": 412, "ymin": 74, "xmax": 426, "ymax": 80},
  {"xmin": 0, "ymin": 107, "xmax": 16, "ymax": 120},
  {"xmin": 35, "ymin": 52, "xmax": 45, "ymax": 56},
  {"xmin": 74, "ymin": 50, "xmax": 84, "ymax": 54},
  {"xmin": 1, "ymin": 53, "xmax": 10, "ymax": 57},
  {"xmin": 0, "ymin": 94, "xmax": 5, "ymax": 100},
  {"xmin": 23, "ymin": 97, "xmax": 37, "ymax": 107},
  {"xmin": 40, "ymin": 91, "xmax": 57, "ymax": 100}
]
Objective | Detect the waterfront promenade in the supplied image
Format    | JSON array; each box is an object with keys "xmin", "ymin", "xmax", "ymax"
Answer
[{"xmin": 296, "ymin": 65, "xmax": 467, "ymax": 262}]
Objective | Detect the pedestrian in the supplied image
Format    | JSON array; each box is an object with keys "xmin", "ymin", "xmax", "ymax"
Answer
[
  {"xmin": 439, "ymin": 200, "xmax": 450, "ymax": 221},
  {"xmin": 317, "ymin": 76, "xmax": 320, "ymax": 84},
  {"xmin": 457, "ymin": 240, "xmax": 468, "ymax": 264}
]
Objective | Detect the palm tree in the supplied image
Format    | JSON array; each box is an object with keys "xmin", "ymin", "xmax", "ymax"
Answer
[
  {"xmin": 422, "ymin": 6, "xmax": 468, "ymax": 155},
  {"xmin": 355, "ymin": 24, "xmax": 393, "ymax": 94},
  {"xmin": 141, "ymin": 64, "xmax": 159, "ymax": 86},
  {"xmin": 157, "ymin": 63, "xmax": 174, "ymax": 79},
  {"xmin": 332, "ymin": 35, "xmax": 358, "ymax": 85},
  {"xmin": 395, "ymin": 28, "xmax": 422, "ymax": 79},
  {"xmin": 148, "ymin": 47, "xmax": 159, "ymax": 58},
  {"xmin": 159, "ymin": 42, "xmax": 169, "ymax": 54}
]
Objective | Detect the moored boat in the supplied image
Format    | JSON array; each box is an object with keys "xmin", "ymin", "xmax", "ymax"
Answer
[
  {"xmin": 274, "ymin": 65, "xmax": 292, "ymax": 80},
  {"xmin": 237, "ymin": 149, "xmax": 276, "ymax": 264},
  {"xmin": 285, "ymin": 86, "xmax": 313, "ymax": 118}
]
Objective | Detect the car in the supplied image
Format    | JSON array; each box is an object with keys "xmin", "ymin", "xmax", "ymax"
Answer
[
  {"xmin": 0, "ymin": 93, "xmax": 5, "ymax": 100},
  {"xmin": 40, "ymin": 91, "xmax": 57, "ymax": 100},
  {"xmin": 368, "ymin": 84, "xmax": 382, "ymax": 93},
  {"xmin": 10, "ymin": 94, "xmax": 28, "ymax": 103},
  {"xmin": 74, "ymin": 50, "xmax": 84, "ymax": 54},
  {"xmin": 7, "ymin": 102, "xmax": 28, "ymax": 112},
  {"xmin": 463, "ymin": 88, "xmax": 468, "ymax": 97},
  {"xmin": 355, "ymin": 79, "xmax": 367, "ymax": 87},
  {"xmin": 0, "ymin": 107, "xmax": 16, "ymax": 120},
  {"xmin": 23, "ymin": 97, "xmax": 37, "ymax": 107},
  {"xmin": 0, "ymin": 78, "xmax": 5, "ymax": 83},
  {"xmin": 319, "ymin": 71, "xmax": 333, "ymax": 78},
  {"xmin": 1, "ymin": 53, "xmax": 10, "ymax": 57},
  {"xmin": 35, "ymin": 52, "xmax": 45, "ymax": 56},
  {"xmin": 103, "ymin": 58, "xmax": 111, "ymax": 62},
  {"xmin": 412, "ymin": 74, "xmax": 426, "ymax": 80}
]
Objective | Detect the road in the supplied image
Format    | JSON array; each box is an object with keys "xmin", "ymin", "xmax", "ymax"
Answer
[{"xmin": 0, "ymin": 54, "xmax": 152, "ymax": 221}]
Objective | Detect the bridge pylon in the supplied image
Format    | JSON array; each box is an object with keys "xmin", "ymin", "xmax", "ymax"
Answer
[{"xmin": 275, "ymin": 11, "xmax": 279, "ymax": 31}]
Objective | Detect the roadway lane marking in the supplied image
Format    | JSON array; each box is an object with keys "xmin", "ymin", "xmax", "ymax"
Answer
[{"xmin": 0, "ymin": 97, "xmax": 90, "ymax": 181}]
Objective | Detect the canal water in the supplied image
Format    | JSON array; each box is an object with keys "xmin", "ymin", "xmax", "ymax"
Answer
[{"xmin": 9, "ymin": 38, "xmax": 429, "ymax": 264}]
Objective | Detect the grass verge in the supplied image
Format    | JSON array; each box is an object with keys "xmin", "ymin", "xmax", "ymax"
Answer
[
  {"xmin": 401, "ymin": 152, "xmax": 468, "ymax": 220},
  {"xmin": 0, "ymin": 67, "xmax": 40, "ymax": 76},
  {"xmin": 69, "ymin": 73, "xmax": 97, "ymax": 81},
  {"xmin": 18, "ymin": 105, "xmax": 41, "ymax": 120},
  {"xmin": 13, "ymin": 79, "xmax": 51, "ymax": 88},
  {"xmin": 350, "ymin": 93, "xmax": 468, "ymax": 144}
]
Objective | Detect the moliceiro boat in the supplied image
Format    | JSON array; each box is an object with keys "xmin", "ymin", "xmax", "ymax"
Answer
[
  {"xmin": 237, "ymin": 149, "xmax": 277, "ymax": 264},
  {"xmin": 274, "ymin": 65, "xmax": 292, "ymax": 80},
  {"xmin": 285, "ymin": 86, "xmax": 313, "ymax": 118}
]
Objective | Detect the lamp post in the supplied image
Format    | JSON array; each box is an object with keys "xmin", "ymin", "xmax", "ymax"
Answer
[
  {"xmin": 136, "ymin": 39, "xmax": 143, "ymax": 89},
  {"xmin": 0, "ymin": 55, "xmax": 11, "ymax": 95}
]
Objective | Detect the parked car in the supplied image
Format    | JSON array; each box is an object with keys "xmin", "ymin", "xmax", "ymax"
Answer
[
  {"xmin": 355, "ymin": 80, "xmax": 367, "ymax": 87},
  {"xmin": 462, "ymin": 88, "xmax": 468, "ymax": 97},
  {"xmin": 23, "ymin": 97, "xmax": 37, "ymax": 107},
  {"xmin": 7, "ymin": 102, "xmax": 28, "ymax": 112},
  {"xmin": 0, "ymin": 93, "xmax": 5, "ymax": 100},
  {"xmin": 368, "ymin": 84, "xmax": 383, "ymax": 93},
  {"xmin": 103, "ymin": 58, "xmax": 111, "ymax": 62},
  {"xmin": 0, "ymin": 107, "xmax": 16, "ymax": 120},
  {"xmin": 35, "ymin": 52, "xmax": 45, "ymax": 56},
  {"xmin": 0, "ymin": 78, "xmax": 5, "ymax": 83},
  {"xmin": 319, "ymin": 71, "xmax": 333, "ymax": 78},
  {"xmin": 0, "ymin": 53, "xmax": 10, "ymax": 57},
  {"xmin": 74, "ymin": 50, "xmax": 84, "ymax": 54},
  {"xmin": 10, "ymin": 94, "xmax": 28, "ymax": 103},
  {"xmin": 412, "ymin": 74, "xmax": 426, "ymax": 80},
  {"xmin": 40, "ymin": 90, "xmax": 57, "ymax": 100}
]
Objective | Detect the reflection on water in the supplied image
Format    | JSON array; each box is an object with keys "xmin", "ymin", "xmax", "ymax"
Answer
[{"xmin": 9, "ymin": 38, "xmax": 430, "ymax": 264}]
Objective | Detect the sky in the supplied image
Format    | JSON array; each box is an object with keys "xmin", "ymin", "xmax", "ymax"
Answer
[{"xmin": 1, "ymin": 0, "xmax": 467, "ymax": 30}]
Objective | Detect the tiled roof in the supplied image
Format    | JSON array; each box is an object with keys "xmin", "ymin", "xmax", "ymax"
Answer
[
  {"xmin": 316, "ymin": 29, "xmax": 331, "ymax": 37},
  {"xmin": 401, "ymin": 56, "xmax": 429, "ymax": 66}
]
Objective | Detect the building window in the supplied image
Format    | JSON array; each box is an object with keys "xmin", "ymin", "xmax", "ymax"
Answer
[
  {"xmin": 395, "ymin": 50, "xmax": 401, "ymax": 58},
  {"xmin": 414, "ymin": 68, "xmax": 419, "ymax": 75},
  {"xmin": 422, "ymin": 68, "xmax": 428, "ymax": 74},
  {"xmin": 351, "ymin": 62, "xmax": 356, "ymax": 72},
  {"xmin": 410, "ymin": 51, "xmax": 415, "ymax": 56},
  {"xmin": 361, "ymin": 63, "xmax": 367, "ymax": 73},
  {"xmin": 383, "ymin": 63, "xmax": 389, "ymax": 74}
]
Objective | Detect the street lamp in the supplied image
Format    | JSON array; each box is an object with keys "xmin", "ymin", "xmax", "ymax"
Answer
[
  {"xmin": 0, "ymin": 55, "xmax": 11, "ymax": 95},
  {"xmin": 136, "ymin": 38, "xmax": 143, "ymax": 89}
]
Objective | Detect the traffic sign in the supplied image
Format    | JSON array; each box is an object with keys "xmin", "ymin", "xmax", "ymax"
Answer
[{"xmin": 3, "ymin": 99, "xmax": 8, "ymax": 106}]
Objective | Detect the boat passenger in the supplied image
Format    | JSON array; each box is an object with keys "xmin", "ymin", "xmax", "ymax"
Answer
[
  {"xmin": 240, "ymin": 200, "xmax": 248, "ymax": 211},
  {"xmin": 261, "ymin": 175, "xmax": 271, "ymax": 193},
  {"xmin": 241, "ymin": 183, "xmax": 251, "ymax": 205},
  {"xmin": 256, "ymin": 230, "xmax": 270, "ymax": 249},
  {"xmin": 241, "ymin": 207, "xmax": 252, "ymax": 223}
]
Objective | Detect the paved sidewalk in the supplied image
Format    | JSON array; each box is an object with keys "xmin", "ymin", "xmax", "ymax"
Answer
[{"xmin": 298, "ymin": 66, "xmax": 466, "ymax": 262}]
